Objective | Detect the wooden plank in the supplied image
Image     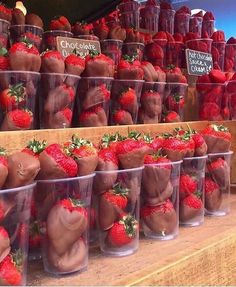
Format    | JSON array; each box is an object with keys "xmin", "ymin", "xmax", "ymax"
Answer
[{"xmin": 28, "ymin": 194, "xmax": 236, "ymax": 286}]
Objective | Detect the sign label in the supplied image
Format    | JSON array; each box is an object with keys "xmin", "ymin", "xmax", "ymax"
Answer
[
  {"xmin": 56, "ymin": 36, "xmax": 101, "ymax": 58},
  {"xmin": 185, "ymin": 48, "xmax": 213, "ymax": 76}
]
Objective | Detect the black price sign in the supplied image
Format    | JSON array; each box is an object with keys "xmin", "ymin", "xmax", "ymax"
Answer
[{"xmin": 185, "ymin": 48, "xmax": 213, "ymax": 76}]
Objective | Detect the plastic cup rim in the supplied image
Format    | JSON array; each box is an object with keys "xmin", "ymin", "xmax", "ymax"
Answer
[
  {"xmin": 0, "ymin": 182, "xmax": 36, "ymax": 194},
  {"xmin": 101, "ymin": 39, "xmax": 123, "ymax": 44},
  {"xmin": 186, "ymin": 38, "xmax": 213, "ymax": 43},
  {"xmin": 43, "ymin": 30, "xmax": 73, "ymax": 35},
  {"xmin": 183, "ymin": 155, "xmax": 208, "ymax": 160},
  {"xmin": 10, "ymin": 24, "xmax": 44, "ymax": 32},
  {"xmin": 123, "ymin": 42, "xmax": 145, "ymax": 47},
  {"xmin": 212, "ymin": 41, "xmax": 226, "ymax": 45},
  {"xmin": 0, "ymin": 19, "xmax": 10, "ymax": 25},
  {"xmin": 190, "ymin": 16, "xmax": 203, "ymax": 20},
  {"xmin": 207, "ymin": 151, "xmax": 233, "ymax": 156},
  {"xmin": 196, "ymin": 82, "xmax": 225, "ymax": 86},
  {"xmin": 144, "ymin": 81, "xmax": 166, "ymax": 85},
  {"xmin": 81, "ymin": 76, "xmax": 114, "ymax": 81},
  {"xmin": 160, "ymin": 9, "xmax": 176, "ymax": 14},
  {"xmin": 226, "ymin": 43, "xmax": 236, "ymax": 46},
  {"xmin": 37, "ymin": 173, "xmax": 95, "ymax": 184},
  {"xmin": 113, "ymin": 79, "xmax": 145, "ymax": 83},
  {"xmin": 74, "ymin": 35, "xmax": 99, "ymax": 40},
  {"xmin": 166, "ymin": 82, "xmax": 188, "ymax": 87},
  {"xmin": 40, "ymin": 72, "xmax": 81, "ymax": 79},
  {"xmin": 144, "ymin": 160, "xmax": 183, "ymax": 167},
  {"xmin": 95, "ymin": 166, "xmax": 144, "ymax": 174},
  {"xmin": 0, "ymin": 70, "xmax": 41, "ymax": 76}
]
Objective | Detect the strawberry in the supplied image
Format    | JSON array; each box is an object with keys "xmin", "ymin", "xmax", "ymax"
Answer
[
  {"xmin": 189, "ymin": 16, "xmax": 203, "ymax": 38},
  {"xmin": 141, "ymin": 200, "xmax": 177, "ymax": 235},
  {"xmin": 65, "ymin": 50, "xmax": 85, "ymax": 76},
  {"xmin": 93, "ymin": 22, "xmax": 109, "ymax": 40},
  {"xmin": 179, "ymin": 174, "xmax": 197, "ymax": 200},
  {"xmin": 112, "ymin": 109, "xmax": 133, "ymax": 125},
  {"xmin": 44, "ymin": 108, "xmax": 73, "ymax": 129},
  {"xmin": 202, "ymin": 12, "xmax": 215, "ymax": 38},
  {"xmin": 118, "ymin": 88, "xmax": 137, "ymax": 113},
  {"xmin": 79, "ymin": 105, "xmax": 107, "ymax": 127},
  {"xmin": 38, "ymin": 143, "xmax": 78, "ymax": 179},
  {"xmin": 166, "ymin": 93, "xmax": 184, "ymax": 112},
  {"xmin": 141, "ymin": 61, "xmax": 158, "ymax": 82},
  {"xmin": 0, "ymin": 47, "xmax": 9, "ymax": 70},
  {"xmin": 0, "ymin": 3, "xmax": 12, "ymax": 22},
  {"xmin": 25, "ymin": 13, "xmax": 44, "ymax": 28},
  {"xmin": 207, "ymin": 157, "xmax": 230, "ymax": 189},
  {"xmin": 209, "ymin": 69, "xmax": 226, "ymax": 84},
  {"xmin": 179, "ymin": 194, "xmax": 203, "ymax": 222},
  {"xmin": 205, "ymin": 177, "xmax": 222, "ymax": 212},
  {"xmin": 192, "ymin": 132, "xmax": 207, "ymax": 157},
  {"xmin": 107, "ymin": 214, "xmax": 138, "ymax": 247},
  {"xmin": 65, "ymin": 135, "xmax": 98, "ymax": 176},
  {"xmin": 199, "ymin": 102, "xmax": 222, "ymax": 121},
  {"xmin": 1, "ymin": 109, "xmax": 33, "ymax": 131},
  {"xmin": 0, "ymin": 83, "xmax": 26, "ymax": 110},
  {"xmin": 28, "ymin": 221, "xmax": 41, "ymax": 249},
  {"xmin": 165, "ymin": 65, "xmax": 183, "ymax": 83},
  {"xmin": 211, "ymin": 30, "xmax": 225, "ymax": 42},
  {"xmin": 84, "ymin": 50, "xmax": 115, "ymax": 77},
  {"xmin": 176, "ymin": 5, "xmax": 191, "ymax": 15},
  {"xmin": 41, "ymin": 50, "xmax": 65, "ymax": 74},
  {"xmin": 0, "ymin": 226, "xmax": 10, "ymax": 263},
  {"xmin": 0, "ymin": 251, "xmax": 23, "ymax": 286},
  {"xmin": 82, "ymin": 83, "xmax": 110, "ymax": 110},
  {"xmin": 108, "ymin": 25, "xmax": 126, "ymax": 41},
  {"xmin": 117, "ymin": 55, "xmax": 144, "ymax": 80},
  {"xmin": 9, "ymin": 40, "xmax": 41, "ymax": 72},
  {"xmin": 0, "ymin": 148, "xmax": 8, "ymax": 188},
  {"xmin": 145, "ymin": 135, "xmax": 165, "ymax": 153},
  {"xmin": 125, "ymin": 28, "xmax": 145, "ymax": 43},
  {"xmin": 21, "ymin": 139, "xmax": 46, "ymax": 158},
  {"xmin": 203, "ymin": 11, "xmax": 215, "ymax": 21},
  {"xmin": 49, "ymin": 15, "xmax": 71, "ymax": 32},
  {"xmin": 100, "ymin": 132, "xmax": 124, "ymax": 152},
  {"xmin": 145, "ymin": 42, "xmax": 164, "ymax": 66},
  {"xmin": 201, "ymin": 124, "xmax": 231, "ymax": 153},
  {"xmin": 173, "ymin": 33, "xmax": 184, "ymax": 42},
  {"xmin": 99, "ymin": 183, "xmax": 128, "ymax": 230},
  {"xmin": 141, "ymin": 89, "xmax": 162, "ymax": 118},
  {"xmin": 72, "ymin": 21, "xmax": 93, "ymax": 36},
  {"xmin": 11, "ymin": 8, "xmax": 25, "ymax": 25},
  {"xmin": 163, "ymin": 111, "xmax": 181, "ymax": 123},
  {"xmin": 174, "ymin": 6, "xmax": 191, "ymax": 36},
  {"xmin": 162, "ymin": 135, "xmax": 187, "ymax": 161}
]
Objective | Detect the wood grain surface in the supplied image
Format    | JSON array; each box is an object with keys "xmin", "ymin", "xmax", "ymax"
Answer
[{"xmin": 28, "ymin": 194, "xmax": 236, "ymax": 286}]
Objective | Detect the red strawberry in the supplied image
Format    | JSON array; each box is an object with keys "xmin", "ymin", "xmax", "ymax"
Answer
[
  {"xmin": 205, "ymin": 177, "xmax": 222, "ymax": 212},
  {"xmin": 176, "ymin": 5, "xmax": 191, "ymax": 15},
  {"xmin": 99, "ymin": 183, "xmax": 128, "ymax": 230},
  {"xmin": 0, "ymin": 3, "xmax": 12, "ymax": 21},
  {"xmin": 207, "ymin": 157, "xmax": 230, "ymax": 188},
  {"xmin": 163, "ymin": 111, "xmax": 181, "ymax": 123},
  {"xmin": 141, "ymin": 200, "xmax": 177, "ymax": 235},
  {"xmin": 179, "ymin": 174, "xmax": 197, "ymax": 200},
  {"xmin": 0, "ymin": 47, "xmax": 9, "ymax": 70},
  {"xmin": 0, "ymin": 148, "xmax": 8, "ymax": 188},
  {"xmin": 162, "ymin": 135, "xmax": 186, "ymax": 161},
  {"xmin": 21, "ymin": 139, "xmax": 46, "ymax": 158},
  {"xmin": 145, "ymin": 42, "xmax": 164, "ymax": 66},
  {"xmin": 203, "ymin": 11, "xmax": 215, "ymax": 21},
  {"xmin": 113, "ymin": 109, "xmax": 133, "ymax": 125},
  {"xmin": 38, "ymin": 143, "xmax": 78, "ymax": 179},
  {"xmin": 0, "ymin": 83, "xmax": 26, "ymax": 110},
  {"xmin": 41, "ymin": 50, "xmax": 65, "ymax": 74},
  {"xmin": 147, "ymin": 136, "xmax": 165, "ymax": 153},
  {"xmin": 196, "ymin": 74, "xmax": 211, "ymax": 93},
  {"xmin": 49, "ymin": 15, "xmax": 71, "ymax": 32},
  {"xmin": 118, "ymin": 88, "xmax": 137, "ymax": 113},
  {"xmin": 29, "ymin": 221, "xmax": 41, "ymax": 249},
  {"xmin": 117, "ymin": 55, "xmax": 144, "ymax": 80},
  {"xmin": 22, "ymin": 31, "xmax": 41, "ymax": 48},
  {"xmin": 160, "ymin": 2, "xmax": 173, "ymax": 9},
  {"xmin": 9, "ymin": 41, "xmax": 41, "ymax": 72},
  {"xmin": 107, "ymin": 214, "xmax": 138, "ymax": 247},
  {"xmin": 211, "ymin": 30, "xmax": 225, "ymax": 42},
  {"xmin": 0, "ymin": 226, "xmax": 10, "ymax": 263},
  {"xmin": 65, "ymin": 51, "xmax": 85, "ymax": 76},
  {"xmin": 45, "ymin": 108, "xmax": 73, "ymax": 129},
  {"xmin": 192, "ymin": 132, "xmax": 207, "ymax": 156},
  {"xmin": 166, "ymin": 93, "xmax": 184, "ymax": 112},
  {"xmin": 209, "ymin": 69, "xmax": 226, "ymax": 84},
  {"xmin": 0, "ymin": 252, "xmax": 23, "ymax": 286},
  {"xmin": 173, "ymin": 33, "xmax": 184, "ymax": 42},
  {"xmin": 199, "ymin": 102, "xmax": 222, "ymax": 121},
  {"xmin": 179, "ymin": 194, "xmax": 203, "ymax": 222},
  {"xmin": 72, "ymin": 21, "xmax": 93, "ymax": 36},
  {"xmin": 1, "ymin": 109, "xmax": 33, "ymax": 131},
  {"xmin": 201, "ymin": 124, "xmax": 231, "ymax": 153},
  {"xmin": 79, "ymin": 105, "xmax": 107, "ymax": 127},
  {"xmin": 165, "ymin": 65, "xmax": 183, "ymax": 83},
  {"xmin": 93, "ymin": 22, "xmax": 109, "ymax": 40},
  {"xmin": 125, "ymin": 28, "xmax": 145, "ymax": 43}
]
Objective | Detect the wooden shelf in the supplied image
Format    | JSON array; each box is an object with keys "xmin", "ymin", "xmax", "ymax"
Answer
[{"xmin": 28, "ymin": 194, "xmax": 236, "ymax": 286}]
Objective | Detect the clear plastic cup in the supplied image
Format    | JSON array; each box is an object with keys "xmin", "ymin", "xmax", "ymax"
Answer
[
  {"xmin": 141, "ymin": 160, "xmax": 182, "ymax": 240},
  {"xmin": 122, "ymin": 42, "xmax": 145, "ymax": 62},
  {"xmin": 189, "ymin": 16, "xmax": 203, "ymax": 38},
  {"xmin": 0, "ymin": 183, "xmax": 35, "ymax": 286},
  {"xmin": 110, "ymin": 79, "xmax": 144, "ymax": 125},
  {"xmin": 117, "ymin": 1, "xmax": 140, "ymax": 13},
  {"xmin": 39, "ymin": 73, "xmax": 80, "ymax": 129},
  {"xmin": 224, "ymin": 44, "xmax": 236, "ymax": 72},
  {"xmin": 164, "ymin": 83, "xmax": 188, "ymax": 122},
  {"xmin": 74, "ymin": 35, "xmax": 99, "ymax": 41},
  {"xmin": 89, "ymin": 193, "xmax": 98, "ymax": 245},
  {"xmin": 0, "ymin": 71, "xmax": 40, "ymax": 131},
  {"xmin": 159, "ymin": 9, "xmax": 175, "ymax": 34},
  {"xmin": 10, "ymin": 25, "xmax": 43, "ymax": 51},
  {"xmin": 152, "ymin": 38, "xmax": 167, "ymax": 67},
  {"xmin": 42, "ymin": 30, "xmax": 73, "ymax": 50},
  {"xmin": 100, "ymin": 40, "xmax": 123, "ymax": 66},
  {"xmin": 196, "ymin": 83, "xmax": 226, "ymax": 121},
  {"xmin": 202, "ymin": 20, "xmax": 215, "ymax": 38},
  {"xmin": 180, "ymin": 156, "xmax": 207, "ymax": 226},
  {"xmin": 174, "ymin": 13, "xmax": 190, "ymax": 36},
  {"xmin": 139, "ymin": 82, "xmax": 165, "ymax": 124},
  {"xmin": 212, "ymin": 41, "xmax": 226, "ymax": 71},
  {"xmin": 186, "ymin": 39, "xmax": 213, "ymax": 53},
  {"xmin": 96, "ymin": 167, "xmax": 143, "ymax": 256},
  {"xmin": 119, "ymin": 11, "xmax": 140, "ymax": 29},
  {"xmin": 205, "ymin": 151, "xmax": 233, "ymax": 216},
  {"xmin": 227, "ymin": 80, "xmax": 236, "ymax": 119},
  {"xmin": 139, "ymin": 5, "xmax": 160, "ymax": 32},
  {"xmin": 36, "ymin": 174, "xmax": 95, "ymax": 275},
  {"xmin": 0, "ymin": 19, "xmax": 10, "ymax": 48},
  {"xmin": 75, "ymin": 77, "xmax": 113, "ymax": 127},
  {"xmin": 166, "ymin": 41, "xmax": 184, "ymax": 67}
]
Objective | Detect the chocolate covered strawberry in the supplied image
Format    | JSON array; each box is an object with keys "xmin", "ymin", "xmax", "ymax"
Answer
[
  {"xmin": 106, "ymin": 214, "xmax": 138, "ymax": 247},
  {"xmin": 72, "ymin": 21, "xmax": 92, "ymax": 36},
  {"xmin": 79, "ymin": 105, "xmax": 107, "ymax": 127},
  {"xmin": 66, "ymin": 135, "xmax": 98, "ymax": 176},
  {"xmin": 22, "ymin": 139, "xmax": 46, "ymax": 158},
  {"xmin": 82, "ymin": 84, "xmax": 110, "ymax": 110},
  {"xmin": 0, "ymin": 148, "xmax": 8, "ymax": 189},
  {"xmin": 47, "ymin": 198, "xmax": 87, "ymax": 255},
  {"xmin": 25, "ymin": 13, "xmax": 44, "ymax": 28},
  {"xmin": 65, "ymin": 51, "xmax": 85, "ymax": 76},
  {"xmin": 192, "ymin": 131, "xmax": 207, "ymax": 157},
  {"xmin": 38, "ymin": 143, "xmax": 78, "ymax": 180},
  {"xmin": 141, "ymin": 90, "xmax": 162, "ymax": 119},
  {"xmin": 207, "ymin": 157, "xmax": 230, "ymax": 189},
  {"xmin": 1, "ymin": 109, "xmax": 33, "ymax": 131},
  {"xmin": 0, "ymin": 252, "xmax": 23, "ymax": 286},
  {"xmin": 100, "ymin": 132, "xmax": 124, "ymax": 152},
  {"xmin": 9, "ymin": 40, "xmax": 41, "ymax": 72},
  {"xmin": 0, "ymin": 48, "xmax": 9, "ymax": 70},
  {"xmin": 179, "ymin": 174, "xmax": 197, "ymax": 200},
  {"xmin": 93, "ymin": 22, "xmax": 109, "ymax": 40},
  {"xmin": 141, "ymin": 200, "xmax": 177, "ymax": 235},
  {"xmin": 99, "ymin": 183, "xmax": 128, "ymax": 230},
  {"xmin": 0, "ymin": 3, "xmax": 12, "ymax": 22},
  {"xmin": 125, "ymin": 28, "xmax": 145, "ymax": 43},
  {"xmin": 205, "ymin": 177, "xmax": 222, "ymax": 212},
  {"xmin": 117, "ymin": 55, "xmax": 144, "ymax": 80},
  {"xmin": 201, "ymin": 124, "xmax": 231, "ymax": 153},
  {"xmin": 45, "ymin": 108, "xmax": 73, "ymax": 129},
  {"xmin": 49, "ymin": 15, "xmax": 71, "ymax": 32},
  {"xmin": 165, "ymin": 65, "xmax": 187, "ymax": 83},
  {"xmin": 84, "ymin": 51, "xmax": 115, "ymax": 77},
  {"xmin": 162, "ymin": 135, "xmax": 187, "ymax": 161},
  {"xmin": 144, "ymin": 42, "xmax": 164, "ymax": 66},
  {"xmin": 180, "ymin": 194, "xmax": 203, "ymax": 222},
  {"xmin": 141, "ymin": 61, "xmax": 158, "ymax": 82},
  {"xmin": 41, "ymin": 50, "xmax": 65, "ymax": 74},
  {"xmin": 11, "ymin": 8, "xmax": 25, "ymax": 25},
  {"xmin": 0, "ymin": 227, "xmax": 10, "ymax": 263},
  {"xmin": 0, "ymin": 83, "xmax": 26, "ymax": 110},
  {"xmin": 112, "ymin": 109, "xmax": 133, "ymax": 125},
  {"xmin": 108, "ymin": 25, "xmax": 126, "ymax": 41},
  {"xmin": 118, "ymin": 88, "xmax": 138, "ymax": 114}
]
